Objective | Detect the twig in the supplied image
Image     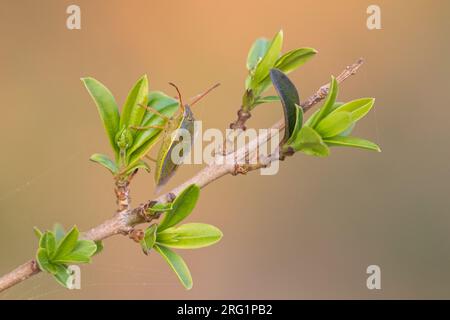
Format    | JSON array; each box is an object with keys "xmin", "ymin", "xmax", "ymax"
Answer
[{"xmin": 0, "ymin": 58, "xmax": 364, "ymax": 293}]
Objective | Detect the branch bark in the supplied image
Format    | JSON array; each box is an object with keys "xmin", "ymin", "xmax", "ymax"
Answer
[{"xmin": 0, "ymin": 58, "xmax": 364, "ymax": 293}]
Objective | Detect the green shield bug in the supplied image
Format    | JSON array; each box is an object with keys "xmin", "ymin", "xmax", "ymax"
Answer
[{"xmin": 132, "ymin": 82, "xmax": 219, "ymax": 191}]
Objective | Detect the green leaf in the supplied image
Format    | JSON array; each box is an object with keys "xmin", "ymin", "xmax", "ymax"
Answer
[
  {"xmin": 290, "ymin": 126, "xmax": 330, "ymax": 157},
  {"xmin": 257, "ymin": 47, "xmax": 317, "ymax": 92},
  {"xmin": 53, "ymin": 224, "xmax": 66, "ymax": 243},
  {"xmin": 52, "ymin": 264, "xmax": 71, "ymax": 288},
  {"xmin": 307, "ymin": 76, "xmax": 338, "ymax": 128},
  {"xmin": 286, "ymin": 104, "xmax": 304, "ymax": 145},
  {"xmin": 94, "ymin": 240, "xmax": 104, "ymax": 255},
  {"xmin": 253, "ymin": 95, "xmax": 280, "ymax": 106},
  {"xmin": 81, "ymin": 77, "xmax": 120, "ymax": 154},
  {"xmin": 90, "ymin": 153, "xmax": 118, "ymax": 174},
  {"xmin": 270, "ymin": 68, "xmax": 300, "ymax": 143},
  {"xmin": 329, "ymin": 98, "xmax": 375, "ymax": 122},
  {"xmin": 141, "ymin": 224, "xmax": 158, "ymax": 254},
  {"xmin": 274, "ymin": 47, "xmax": 317, "ymax": 74},
  {"xmin": 53, "ymin": 226, "xmax": 79, "ymax": 261},
  {"xmin": 158, "ymin": 184, "xmax": 200, "ymax": 232},
  {"xmin": 53, "ymin": 240, "xmax": 97, "ymax": 264},
  {"xmin": 246, "ymin": 38, "xmax": 270, "ymax": 71},
  {"xmin": 39, "ymin": 232, "xmax": 57, "ymax": 258},
  {"xmin": 119, "ymin": 75, "xmax": 149, "ymax": 130},
  {"xmin": 157, "ymin": 223, "xmax": 223, "ymax": 249},
  {"xmin": 315, "ymin": 111, "xmax": 353, "ymax": 138},
  {"xmin": 33, "ymin": 227, "xmax": 42, "ymax": 239},
  {"xmin": 154, "ymin": 244, "xmax": 193, "ymax": 290},
  {"xmin": 251, "ymin": 30, "xmax": 283, "ymax": 88},
  {"xmin": 36, "ymin": 248, "xmax": 58, "ymax": 274},
  {"xmin": 324, "ymin": 135, "xmax": 381, "ymax": 152}
]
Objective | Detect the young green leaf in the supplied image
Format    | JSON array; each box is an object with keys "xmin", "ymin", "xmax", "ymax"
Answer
[
  {"xmin": 315, "ymin": 112, "xmax": 353, "ymax": 138},
  {"xmin": 53, "ymin": 226, "xmax": 79, "ymax": 261},
  {"xmin": 36, "ymin": 248, "xmax": 57, "ymax": 274},
  {"xmin": 81, "ymin": 77, "xmax": 120, "ymax": 154},
  {"xmin": 33, "ymin": 227, "xmax": 43, "ymax": 239},
  {"xmin": 307, "ymin": 76, "xmax": 338, "ymax": 128},
  {"xmin": 156, "ymin": 223, "xmax": 223, "ymax": 249},
  {"xmin": 251, "ymin": 30, "xmax": 283, "ymax": 88},
  {"xmin": 89, "ymin": 153, "xmax": 118, "ymax": 174},
  {"xmin": 119, "ymin": 75, "xmax": 149, "ymax": 130},
  {"xmin": 52, "ymin": 265, "xmax": 71, "ymax": 288},
  {"xmin": 257, "ymin": 47, "xmax": 317, "ymax": 92},
  {"xmin": 290, "ymin": 126, "xmax": 330, "ymax": 157},
  {"xmin": 158, "ymin": 184, "xmax": 200, "ymax": 232},
  {"xmin": 274, "ymin": 48, "xmax": 317, "ymax": 74},
  {"xmin": 53, "ymin": 240, "xmax": 97, "ymax": 264},
  {"xmin": 246, "ymin": 38, "xmax": 270, "ymax": 71},
  {"xmin": 154, "ymin": 244, "xmax": 193, "ymax": 290},
  {"xmin": 39, "ymin": 232, "xmax": 56, "ymax": 258},
  {"xmin": 324, "ymin": 135, "xmax": 381, "ymax": 152},
  {"xmin": 270, "ymin": 68, "xmax": 300, "ymax": 143},
  {"xmin": 253, "ymin": 95, "xmax": 280, "ymax": 106},
  {"xmin": 141, "ymin": 224, "xmax": 158, "ymax": 255},
  {"xmin": 329, "ymin": 98, "xmax": 375, "ymax": 122}
]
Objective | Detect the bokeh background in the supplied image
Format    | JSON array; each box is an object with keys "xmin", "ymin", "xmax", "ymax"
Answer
[{"xmin": 0, "ymin": 0, "xmax": 449, "ymax": 299}]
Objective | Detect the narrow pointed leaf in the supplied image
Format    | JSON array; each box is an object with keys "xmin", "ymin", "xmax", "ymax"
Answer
[
  {"xmin": 270, "ymin": 68, "xmax": 300, "ymax": 143},
  {"xmin": 329, "ymin": 98, "xmax": 375, "ymax": 122},
  {"xmin": 286, "ymin": 104, "xmax": 304, "ymax": 145},
  {"xmin": 53, "ymin": 226, "xmax": 79, "ymax": 260},
  {"xmin": 154, "ymin": 244, "xmax": 193, "ymax": 290},
  {"xmin": 82, "ymin": 77, "xmax": 120, "ymax": 153},
  {"xmin": 141, "ymin": 224, "xmax": 158, "ymax": 254},
  {"xmin": 90, "ymin": 153, "xmax": 118, "ymax": 174},
  {"xmin": 290, "ymin": 126, "xmax": 330, "ymax": 157},
  {"xmin": 251, "ymin": 30, "xmax": 283, "ymax": 87},
  {"xmin": 33, "ymin": 227, "xmax": 43, "ymax": 239},
  {"xmin": 39, "ymin": 232, "xmax": 56, "ymax": 257},
  {"xmin": 158, "ymin": 184, "xmax": 200, "ymax": 232},
  {"xmin": 274, "ymin": 47, "xmax": 317, "ymax": 73},
  {"xmin": 119, "ymin": 75, "xmax": 149, "ymax": 130},
  {"xmin": 53, "ymin": 240, "xmax": 97, "ymax": 264},
  {"xmin": 36, "ymin": 248, "xmax": 58, "ymax": 274},
  {"xmin": 246, "ymin": 38, "xmax": 270, "ymax": 71},
  {"xmin": 52, "ymin": 265, "xmax": 71, "ymax": 288},
  {"xmin": 324, "ymin": 135, "xmax": 381, "ymax": 152},
  {"xmin": 253, "ymin": 95, "xmax": 280, "ymax": 105},
  {"xmin": 156, "ymin": 223, "xmax": 223, "ymax": 249},
  {"xmin": 316, "ymin": 112, "xmax": 353, "ymax": 138}
]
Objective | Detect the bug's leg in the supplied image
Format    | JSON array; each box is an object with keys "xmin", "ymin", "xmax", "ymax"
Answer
[
  {"xmin": 189, "ymin": 83, "xmax": 221, "ymax": 107},
  {"xmin": 130, "ymin": 125, "xmax": 165, "ymax": 131},
  {"xmin": 138, "ymin": 104, "xmax": 170, "ymax": 121},
  {"xmin": 145, "ymin": 155, "xmax": 157, "ymax": 163}
]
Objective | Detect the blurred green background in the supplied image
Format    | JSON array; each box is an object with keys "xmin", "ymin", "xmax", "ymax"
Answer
[{"xmin": 0, "ymin": 0, "xmax": 449, "ymax": 299}]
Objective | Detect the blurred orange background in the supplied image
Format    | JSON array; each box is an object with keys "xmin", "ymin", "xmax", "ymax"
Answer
[{"xmin": 0, "ymin": 0, "xmax": 449, "ymax": 299}]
